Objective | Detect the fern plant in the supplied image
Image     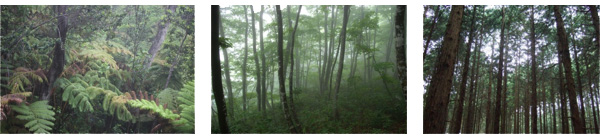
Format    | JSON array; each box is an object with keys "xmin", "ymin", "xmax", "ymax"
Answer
[
  {"xmin": 127, "ymin": 99, "xmax": 179, "ymax": 121},
  {"xmin": 8, "ymin": 67, "xmax": 47, "ymax": 93},
  {"xmin": 157, "ymin": 88, "xmax": 179, "ymax": 110},
  {"xmin": 1, "ymin": 63, "xmax": 14, "ymax": 92},
  {"xmin": 173, "ymin": 81, "xmax": 194, "ymax": 133},
  {"xmin": 10, "ymin": 100, "xmax": 55, "ymax": 134}
]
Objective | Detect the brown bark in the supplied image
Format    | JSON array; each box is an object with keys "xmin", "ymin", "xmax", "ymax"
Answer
[
  {"xmin": 493, "ymin": 6, "xmax": 505, "ymax": 134},
  {"xmin": 423, "ymin": 5, "xmax": 464, "ymax": 134},
  {"xmin": 553, "ymin": 5, "xmax": 586, "ymax": 134},
  {"xmin": 530, "ymin": 6, "xmax": 538, "ymax": 134},
  {"xmin": 450, "ymin": 5, "xmax": 476, "ymax": 134}
]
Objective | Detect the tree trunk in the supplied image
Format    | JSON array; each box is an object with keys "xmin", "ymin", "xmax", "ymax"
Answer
[
  {"xmin": 559, "ymin": 62, "xmax": 570, "ymax": 133},
  {"xmin": 211, "ymin": 5, "xmax": 229, "ymax": 134},
  {"xmin": 450, "ymin": 5, "xmax": 476, "ymax": 134},
  {"xmin": 423, "ymin": 5, "xmax": 464, "ymax": 134},
  {"xmin": 250, "ymin": 6, "xmax": 262, "ymax": 113},
  {"xmin": 260, "ymin": 5, "xmax": 268, "ymax": 113},
  {"xmin": 395, "ymin": 5, "xmax": 407, "ymax": 100},
  {"xmin": 465, "ymin": 17, "xmax": 483, "ymax": 133},
  {"xmin": 553, "ymin": 5, "xmax": 586, "ymax": 134},
  {"xmin": 219, "ymin": 14, "xmax": 235, "ymax": 117},
  {"xmin": 332, "ymin": 5, "xmax": 351, "ymax": 121},
  {"xmin": 493, "ymin": 6, "xmax": 505, "ymax": 134},
  {"xmin": 164, "ymin": 33, "xmax": 187, "ymax": 89},
  {"xmin": 288, "ymin": 5, "xmax": 303, "ymax": 132},
  {"xmin": 275, "ymin": 5, "xmax": 298, "ymax": 134},
  {"xmin": 530, "ymin": 6, "xmax": 538, "ymax": 134},
  {"xmin": 45, "ymin": 5, "xmax": 69, "ymax": 100},
  {"xmin": 144, "ymin": 5, "xmax": 176, "ymax": 69},
  {"xmin": 242, "ymin": 6, "xmax": 249, "ymax": 112}
]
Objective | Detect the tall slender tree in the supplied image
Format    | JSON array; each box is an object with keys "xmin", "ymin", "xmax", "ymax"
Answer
[
  {"xmin": 333, "ymin": 5, "xmax": 351, "ymax": 120},
  {"xmin": 530, "ymin": 5, "xmax": 538, "ymax": 134},
  {"xmin": 275, "ymin": 5, "xmax": 298, "ymax": 134},
  {"xmin": 211, "ymin": 5, "xmax": 229, "ymax": 134},
  {"xmin": 423, "ymin": 5, "xmax": 464, "ymax": 134},
  {"xmin": 553, "ymin": 5, "xmax": 585, "ymax": 134},
  {"xmin": 450, "ymin": 5, "xmax": 477, "ymax": 134}
]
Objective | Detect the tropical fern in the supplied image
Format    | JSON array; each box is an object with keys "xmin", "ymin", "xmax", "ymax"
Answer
[
  {"xmin": 10, "ymin": 100, "xmax": 55, "ymax": 134},
  {"xmin": 1, "ymin": 92, "xmax": 32, "ymax": 121},
  {"xmin": 173, "ymin": 81, "xmax": 194, "ymax": 133},
  {"xmin": 8, "ymin": 67, "xmax": 47, "ymax": 93},
  {"xmin": 57, "ymin": 72, "xmax": 121, "ymax": 113},
  {"xmin": 127, "ymin": 99, "xmax": 179, "ymax": 121},
  {"xmin": 1, "ymin": 63, "xmax": 14, "ymax": 91},
  {"xmin": 157, "ymin": 88, "xmax": 179, "ymax": 110}
]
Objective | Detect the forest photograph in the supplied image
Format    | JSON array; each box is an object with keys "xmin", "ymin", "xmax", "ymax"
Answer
[
  {"xmin": 423, "ymin": 5, "xmax": 600, "ymax": 134},
  {"xmin": 211, "ymin": 5, "xmax": 407, "ymax": 134},
  {"xmin": 1, "ymin": 5, "xmax": 195, "ymax": 133}
]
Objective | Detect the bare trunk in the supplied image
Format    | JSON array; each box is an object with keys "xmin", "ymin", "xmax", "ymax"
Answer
[
  {"xmin": 553, "ymin": 5, "xmax": 585, "ymax": 133},
  {"xmin": 423, "ymin": 5, "xmax": 464, "ymax": 134},
  {"xmin": 211, "ymin": 5, "xmax": 229, "ymax": 134}
]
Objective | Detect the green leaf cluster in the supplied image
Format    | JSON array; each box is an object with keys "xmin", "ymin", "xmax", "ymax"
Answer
[
  {"xmin": 173, "ymin": 81, "xmax": 194, "ymax": 133},
  {"xmin": 10, "ymin": 100, "xmax": 55, "ymax": 134}
]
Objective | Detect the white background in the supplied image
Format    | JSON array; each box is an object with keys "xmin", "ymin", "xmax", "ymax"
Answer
[{"xmin": 1, "ymin": 0, "xmax": 600, "ymax": 139}]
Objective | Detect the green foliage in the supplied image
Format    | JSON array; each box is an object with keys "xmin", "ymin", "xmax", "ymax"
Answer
[
  {"xmin": 1, "ymin": 63, "xmax": 14, "ymax": 91},
  {"xmin": 127, "ymin": 99, "xmax": 179, "ymax": 120},
  {"xmin": 173, "ymin": 81, "xmax": 194, "ymax": 133},
  {"xmin": 157, "ymin": 88, "xmax": 179, "ymax": 110},
  {"xmin": 219, "ymin": 37, "xmax": 233, "ymax": 48},
  {"xmin": 8, "ymin": 67, "xmax": 47, "ymax": 93},
  {"xmin": 57, "ymin": 72, "xmax": 122, "ymax": 113},
  {"xmin": 10, "ymin": 100, "xmax": 55, "ymax": 134}
]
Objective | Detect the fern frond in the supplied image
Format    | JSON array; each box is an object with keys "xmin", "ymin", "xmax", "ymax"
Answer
[
  {"xmin": 128, "ymin": 99, "xmax": 179, "ymax": 121},
  {"xmin": 79, "ymin": 49, "xmax": 119, "ymax": 70},
  {"xmin": 173, "ymin": 81, "xmax": 194, "ymax": 133},
  {"xmin": 11, "ymin": 100, "xmax": 55, "ymax": 134},
  {"xmin": 157, "ymin": 88, "xmax": 179, "ymax": 110},
  {"xmin": 8, "ymin": 67, "xmax": 47, "ymax": 93}
]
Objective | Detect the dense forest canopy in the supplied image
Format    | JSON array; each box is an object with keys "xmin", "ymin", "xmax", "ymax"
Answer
[
  {"xmin": 1, "ymin": 5, "xmax": 195, "ymax": 133},
  {"xmin": 212, "ymin": 5, "xmax": 406, "ymax": 134},
  {"xmin": 423, "ymin": 5, "xmax": 600, "ymax": 134}
]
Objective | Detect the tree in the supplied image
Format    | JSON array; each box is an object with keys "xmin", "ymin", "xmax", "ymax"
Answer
[
  {"xmin": 275, "ymin": 5, "xmax": 298, "ymax": 134},
  {"xmin": 333, "ymin": 5, "xmax": 351, "ymax": 121},
  {"xmin": 450, "ymin": 5, "xmax": 477, "ymax": 134},
  {"xmin": 530, "ymin": 5, "xmax": 538, "ymax": 134},
  {"xmin": 259, "ymin": 5, "xmax": 268, "ymax": 113},
  {"xmin": 250, "ymin": 6, "xmax": 262, "ymax": 112},
  {"xmin": 211, "ymin": 5, "xmax": 229, "ymax": 134},
  {"xmin": 44, "ymin": 5, "xmax": 69, "ymax": 100},
  {"xmin": 287, "ymin": 5, "xmax": 303, "ymax": 132},
  {"xmin": 423, "ymin": 5, "xmax": 464, "ymax": 134},
  {"xmin": 144, "ymin": 5, "xmax": 177, "ymax": 69},
  {"xmin": 242, "ymin": 5, "xmax": 249, "ymax": 112},
  {"xmin": 553, "ymin": 5, "xmax": 585, "ymax": 134},
  {"xmin": 396, "ymin": 5, "xmax": 407, "ymax": 103},
  {"xmin": 219, "ymin": 6, "xmax": 235, "ymax": 117}
]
